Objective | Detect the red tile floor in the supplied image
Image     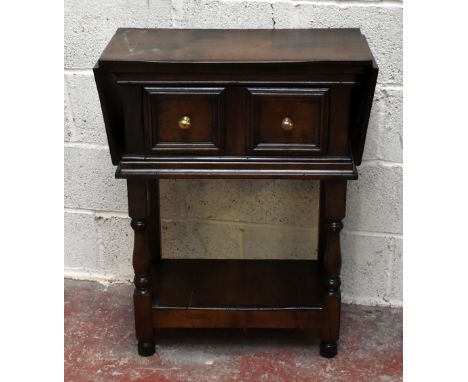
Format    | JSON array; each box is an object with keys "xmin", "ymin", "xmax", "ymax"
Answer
[{"xmin": 65, "ymin": 279, "xmax": 402, "ymax": 382}]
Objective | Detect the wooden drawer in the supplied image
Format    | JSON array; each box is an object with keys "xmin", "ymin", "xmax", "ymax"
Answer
[
  {"xmin": 143, "ymin": 87, "xmax": 225, "ymax": 155},
  {"xmin": 247, "ymin": 88, "xmax": 330, "ymax": 156}
]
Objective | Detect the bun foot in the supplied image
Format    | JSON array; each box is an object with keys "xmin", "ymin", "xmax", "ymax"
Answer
[
  {"xmin": 320, "ymin": 341, "xmax": 338, "ymax": 358},
  {"xmin": 138, "ymin": 340, "xmax": 155, "ymax": 356}
]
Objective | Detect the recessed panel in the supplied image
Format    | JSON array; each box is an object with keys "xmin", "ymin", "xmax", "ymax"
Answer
[
  {"xmin": 143, "ymin": 87, "xmax": 225, "ymax": 154},
  {"xmin": 248, "ymin": 88, "xmax": 330, "ymax": 156}
]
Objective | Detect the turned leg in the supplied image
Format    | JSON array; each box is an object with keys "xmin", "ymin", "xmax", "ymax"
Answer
[
  {"xmin": 317, "ymin": 180, "xmax": 327, "ymax": 268},
  {"xmin": 320, "ymin": 180, "xmax": 347, "ymax": 358},
  {"xmin": 128, "ymin": 180, "xmax": 155, "ymax": 356}
]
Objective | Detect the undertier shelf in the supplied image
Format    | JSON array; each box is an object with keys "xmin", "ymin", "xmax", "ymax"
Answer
[{"xmin": 150, "ymin": 259, "xmax": 325, "ymax": 329}]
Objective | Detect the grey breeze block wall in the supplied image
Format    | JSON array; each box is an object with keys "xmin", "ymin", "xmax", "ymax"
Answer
[{"xmin": 64, "ymin": 0, "xmax": 403, "ymax": 307}]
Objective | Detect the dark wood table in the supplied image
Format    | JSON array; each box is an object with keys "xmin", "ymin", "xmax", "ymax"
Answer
[{"xmin": 94, "ymin": 28, "xmax": 378, "ymax": 359}]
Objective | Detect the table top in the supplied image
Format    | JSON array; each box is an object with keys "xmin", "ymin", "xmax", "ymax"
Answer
[
  {"xmin": 95, "ymin": 28, "xmax": 378, "ymax": 173},
  {"xmin": 99, "ymin": 28, "xmax": 374, "ymax": 65}
]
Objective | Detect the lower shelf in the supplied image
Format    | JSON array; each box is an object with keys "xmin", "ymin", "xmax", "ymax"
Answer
[{"xmin": 151, "ymin": 259, "xmax": 325, "ymax": 329}]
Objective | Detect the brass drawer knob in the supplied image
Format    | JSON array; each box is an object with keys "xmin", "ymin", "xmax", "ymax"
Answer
[
  {"xmin": 281, "ymin": 117, "xmax": 293, "ymax": 131},
  {"xmin": 178, "ymin": 116, "xmax": 191, "ymax": 130}
]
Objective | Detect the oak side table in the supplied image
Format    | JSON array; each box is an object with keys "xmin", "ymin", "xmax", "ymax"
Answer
[{"xmin": 94, "ymin": 28, "xmax": 378, "ymax": 358}]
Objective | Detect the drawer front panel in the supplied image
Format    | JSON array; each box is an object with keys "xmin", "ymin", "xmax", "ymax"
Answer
[
  {"xmin": 143, "ymin": 87, "xmax": 225, "ymax": 154},
  {"xmin": 247, "ymin": 88, "xmax": 330, "ymax": 156}
]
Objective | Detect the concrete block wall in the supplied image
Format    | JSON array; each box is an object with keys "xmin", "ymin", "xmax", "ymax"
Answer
[{"xmin": 64, "ymin": 0, "xmax": 403, "ymax": 307}]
